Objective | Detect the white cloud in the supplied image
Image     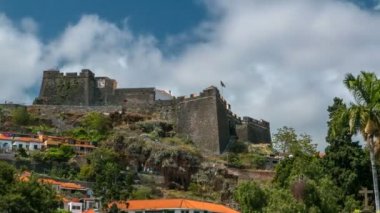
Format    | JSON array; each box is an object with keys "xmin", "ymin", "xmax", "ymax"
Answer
[
  {"xmin": 1, "ymin": 0, "xmax": 380, "ymax": 149},
  {"xmin": 0, "ymin": 14, "xmax": 43, "ymax": 103}
]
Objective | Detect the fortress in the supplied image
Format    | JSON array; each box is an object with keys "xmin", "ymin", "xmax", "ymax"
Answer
[{"xmin": 34, "ymin": 69, "xmax": 271, "ymax": 154}]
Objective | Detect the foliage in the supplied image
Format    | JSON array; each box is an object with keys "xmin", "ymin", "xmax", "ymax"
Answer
[
  {"xmin": 136, "ymin": 120, "xmax": 173, "ymax": 137},
  {"xmin": 272, "ymin": 126, "xmax": 316, "ymax": 157},
  {"xmin": 11, "ymin": 107, "xmax": 30, "ymax": 126},
  {"xmin": 81, "ymin": 112, "xmax": 112, "ymax": 134},
  {"xmin": 329, "ymin": 71, "xmax": 380, "ymax": 210},
  {"xmin": 80, "ymin": 148, "xmax": 134, "ymax": 202},
  {"xmin": 0, "ymin": 161, "xmax": 60, "ymax": 213},
  {"xmin": 32, "ymin": 145, "xmax": 75, "ymax": 162},
  {"xmin": 64, "ymin": 112, "xmax": 112, "ymax": 141},
  {"xmin": 263, "ymin": 187, "xmax": 305, "ymax": 213},
  {"xmin": 250, "ymin": 153, "xmax": 267, "ymax": 169},
  {"xmin": 324, "ymin": 98, "xmax": 372, "ymax": 198},
  {"xmin": 234, "ymin": 181, "xmax": 267, "ymax": 213},
  {"xmin": 228, "ymin": 141, "xmax": 248, "ymax": 153},
  {"xmin": 226, "ymin": 153, "xmax": 244, "ymax": 168},
  {"xmin": 131, "ymin": 186, "xmax": 153, "ymax": 199}
]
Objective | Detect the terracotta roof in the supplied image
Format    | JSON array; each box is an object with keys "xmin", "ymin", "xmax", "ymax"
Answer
[
  {"xmin": 110, "ymin": 199, "xmax": 239, "ymax": 213},
  {"xmin": 82, "ymin": 209, "xmax": 96, "ymax": 213},
  {"xmin": 13, "ymin": 137, "xmax": 42, "ymax": 143},
  {"xmin": 19, "ymin": 171, "xmax": 32, "ymax": 181},
  {"xmin": 39, "ymin": 178, "xmax": 87, "ymax": 190}
]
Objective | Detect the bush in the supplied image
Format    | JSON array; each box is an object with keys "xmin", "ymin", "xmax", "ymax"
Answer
[
  {"xmin": 136, "ymin": 120, "xmax": 173, "ymax": 137},
  {"xmin": 11, "ymin": 107, "xmax": 30, "ymax": 126},
  {"xmin": 228, "ymin": 141, "xmax": 248, "ymax": 153},
  {"xmin": 227, "ymin": 153, "xmax": 244, "ymax": 168},
  {"xmin": 250, "ymin": 154, "xmax": 267, "ymax": 169},
  {"xmin": 81, "ymin": 112, "xmax": 112, "ymax": 134},
  {"xmin": 131, "ymin": 186, "xmax": 153, "ymax": 199},
  {"xmin": 234, "ymin": 181, "xmax": 268, "ymax": 212}
]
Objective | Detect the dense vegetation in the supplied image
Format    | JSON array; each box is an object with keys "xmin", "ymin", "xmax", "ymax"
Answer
[{"xmin": 0, "ymin": 161, "xmax": 60, "ymax": 213}]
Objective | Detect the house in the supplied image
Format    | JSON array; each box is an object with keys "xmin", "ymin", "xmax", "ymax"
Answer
[
  {"xmin": 109, "ymin": 199, "xmax": 239, "ymax": 213},
  {"xmin": 0, "ymin": 132, "xmax": 96, "ymax": 155},
  {"xmin": 63, "ymin": 198, "xmax": 83, "ymax": 213},
  {"xmin": 20, "ymin": 171, "xmax": 101, "ymax": 213},
  {"xmin": 43, "ymin": 135, "xmax": 96, "ymax": 155},
  {"xmin": 13, "ymin": 136, "xmax": 45, "ymax": 151},
  {"xmin": 0, "ymin": 134, "xmax": 12, "ymax": 153}
]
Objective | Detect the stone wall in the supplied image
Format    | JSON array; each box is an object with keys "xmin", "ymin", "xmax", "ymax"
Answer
[
  {"xmin": 236, "ymin": 117, "xmax": 271, "ymax": 144},
  {"xmin": 28, "ymin": 105, "xmax": 123, "ymax": 117},
  {"xmin": 37, "ymin": 69, "xmax": 95, "ymax": 106},
  {"xmin": 176, "ymin": 90, "xmax": 220, "ymax": 154}
]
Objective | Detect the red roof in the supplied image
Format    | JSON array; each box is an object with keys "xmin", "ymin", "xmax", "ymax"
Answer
[{"xmin": 110, "ymin": 199, "xmax": 239, "ymax": 213}]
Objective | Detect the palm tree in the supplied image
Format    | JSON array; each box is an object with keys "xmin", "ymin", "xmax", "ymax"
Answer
[{"xmin": 331, "ymin": 71, "xmax": 380, "ymax": 211}]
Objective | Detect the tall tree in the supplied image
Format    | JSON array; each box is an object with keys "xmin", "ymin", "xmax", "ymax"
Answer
[
  {"xmin": 330, "ymin": 72, "xmax": 380, "ymax": 211},
  {"xmin": 324, "ymin": 98, "xmax": 371, "ymax": 198},
  {"xmin": 272, "ymin": 126, "xmax": 316, "ymax": 157}
]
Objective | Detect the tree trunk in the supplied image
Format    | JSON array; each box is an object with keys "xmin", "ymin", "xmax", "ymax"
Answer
[{"xmin": 369, "ymin": 136, "xmax": 380, "ymax": 212}]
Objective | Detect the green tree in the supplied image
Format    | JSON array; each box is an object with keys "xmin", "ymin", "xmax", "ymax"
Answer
[
  {"xmin": 80, "ymin": 148, "xmax": 134, "ymax": 203},
  {"xmin": 234, "ymin": 181, "xmax": 267, "ymax": 213},
  {"xmin": 44, "ymin": 145, "xmax": 75, "ymax": 162},
  {"xmin": 81, "ymin": 112, "xmax": 112, "ymax": 135},
  {"xmin": 272, "ymin": 126, "xmax": 316, "ymax": 157},
  {"xmin": 330, "ymin": 72, "xmax": 380, "ymax": 211},
  {"xmin": 324, "ymin": 98, "xmax": 372, "ymax": 198},
  {"xmin": 0, "ymin": 161, "xmax": 60, "ymax": 213},
  {"xmin": 263, "ymin": 188, "xmax": 305, "ymax": 213}
]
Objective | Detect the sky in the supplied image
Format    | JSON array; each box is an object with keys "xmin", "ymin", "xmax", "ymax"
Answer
[{"xmin": 0, "ymin": 0, "xmax": 380, "ymax": 150}]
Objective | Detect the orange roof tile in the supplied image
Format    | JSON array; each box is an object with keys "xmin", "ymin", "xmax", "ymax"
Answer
[
  {"xmin": 0, "ymin": 135, "xmax": 11, "ymax": 140},
  {"xmin": 110, "ymin": 199, "xmax": 239, "ymax": 213},
  {"xmin": 83, "ymin": 209, "xmax": 96, "ymax": 213},
  {"xmin": 19, "ymin": 171, "xmax": 32, "ymax": 181},
  {"xmin": 13, "ymin": 137, "xmax": 42, "ymax": 143},
  {"xmin": 39, "ymin": 178, "xmax": 87, "ymax": 190}
]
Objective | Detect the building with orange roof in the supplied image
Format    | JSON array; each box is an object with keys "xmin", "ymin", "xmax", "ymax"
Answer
[
  {"xmin": 0, "ymin": 131, "xmax": 96, "ymax": 155},
  {"xmin": 13, "ymin": 136, "xmax": 45, "ymax": 151},
  {"xmin": 0, "ymin": 134, "xmax": 13, "ymax": 153},
  {"xmin": 20, "ymin": 171, "xmax": 100, "ymax": 213},
  {"xmin": 43, "ymin": 135, "xmax": 96, "ymax": 155},
  {"xmin": 109, "ymin": 199, "xmax": 240, "ymax": 213}
]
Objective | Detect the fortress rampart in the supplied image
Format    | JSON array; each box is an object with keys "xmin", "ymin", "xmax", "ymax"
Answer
[{"xmin": 33, "ymin": 69, "xmax": 271, "ymax": 153}]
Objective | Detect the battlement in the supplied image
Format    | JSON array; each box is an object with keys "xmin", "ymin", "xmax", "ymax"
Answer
[
  {"xmin": 242, "ymin": 116, "xmax": 270, "ymax": 128},
  {"xmin": 65, "ymin": 72, "xmax": 78, "ymax": 77},
  {"xmin": 42, "ymin": 69, "xmax": 96, "ymax": 79},
  {"xmin": 79, "ymin": 69, "xmax": 95, "ymax": 78},
  {"xmin": 42, "ymin": 70, "xmax": 63, "ymax": 78}
]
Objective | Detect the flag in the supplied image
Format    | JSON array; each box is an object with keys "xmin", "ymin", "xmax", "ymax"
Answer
[{"xmin": 220, "ymin": 81, "xmax": 226, "ymax": 88}]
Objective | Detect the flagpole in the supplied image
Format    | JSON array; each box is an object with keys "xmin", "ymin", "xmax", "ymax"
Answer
[{"xmin": 220, "ymin": 81, "xmax": 225, "ymax": 99}]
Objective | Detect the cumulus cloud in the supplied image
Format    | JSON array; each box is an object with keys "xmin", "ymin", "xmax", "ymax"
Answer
[
  {"xmin": 1, "ymin": 0, "xmax": 380, "ymax": 149},
  {"xmin": 0, "ymin": 14, "xmax": 43, "ymax": 103}
]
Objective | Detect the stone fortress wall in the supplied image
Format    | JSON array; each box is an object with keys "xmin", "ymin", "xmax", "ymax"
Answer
[{"xmin": 33, "ymin": 69, "xmax": 271, "ymax": 154}]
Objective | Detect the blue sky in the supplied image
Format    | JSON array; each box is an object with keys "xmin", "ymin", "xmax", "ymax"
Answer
[
  {"xmin": 0, "ymin": 0, "xmax": 380, "ymax": 149},
  {"xmin": 0, "ymin": 0, "xmax": 207, "ymax": 41}
]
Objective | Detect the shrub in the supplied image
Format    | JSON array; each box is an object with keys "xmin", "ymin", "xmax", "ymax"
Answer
[{"xmin": 11, "ymin": 107, "xmax": 30, "ymax": 126}]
